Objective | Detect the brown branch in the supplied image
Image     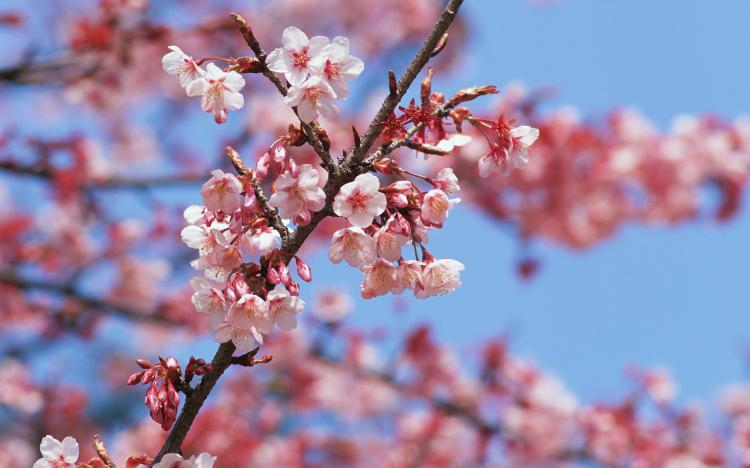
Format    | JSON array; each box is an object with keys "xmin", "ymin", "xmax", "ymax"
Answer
[
  {"xmin": 152, "ymin": 2, "xmax": 466, "ymax": 461},
  {"xmin": 0, "ymin": 269, "xmax": 176, "ymax": 326},
  {"xmin": 0, "ymin": 160, "xmax": 204, "ymax": 189},
  {"xmin": 92, "ymin": 435, "xmax": 117, "ymax": 468},
  {"xmin": 152, "ymin": 342, "xmax": 236, "ymax": 461},
  {"xmin": 345, "ymin": 0, "xmax": 465, "ymax": 167},
  {"xmin": 224, "ymin": 146, "xmax": 289, "ymax": 239}
]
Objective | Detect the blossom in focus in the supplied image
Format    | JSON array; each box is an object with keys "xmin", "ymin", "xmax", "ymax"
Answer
[
  {"xmin": 267, "ymin": 26, "xmax": 328, "ymax": 86},
  {"xmin": 152, "ymin": 452, "xmax": 217, "ymax": 468},
  {"xmin": 392, "ymin": 260, "xmax": 424, "ymax": 295},
  {"xmin": 310, "ymin": 36, "xmax": 364, "ymax": 99},
  {"xmin": 227, "ymin": 294, "xmax": 273, "ymax": 335},
  {"xmin": 284, "ymin": 76, "xmax": 338, "ymax": 123},
  {"xmin": 433, "ymin": 167, "xmax": 461, "ymax": 195},
  {"xmin": 200, "ymin": 169, "xmax": 243, "ymax": 213},
  {"xmin": 269, "ymin": 163, "xmax": 326, "ymax": 223},
  {"xmin": 360, "ymin": 258, "xmax": 397, "ymax": 299},
  {"xmin": 266, "ymin": 286, "xmax": 304, "ymax": 331},
  {"xmin": 190, "ymin": 276, "xmax": 226, "ymax": 317},
  {"xmin": 374, "ymin": 215, "xmax": 410, "ymax": 261},
  {"xmin": 333, "ymin": 173, "xmax": 387, "ymax": 228},
  {"xmin": 33, "ymin": 435, "xmax": 78, "ymax": 468},
  {"xmin": 478, "ymin": 124, "xmax": 539, "ymax": 177},
  {"xmin": 420, "ymin": 189, "xmax": 459, "ymax": 227},
  {"xmin": 328, "ymin": 226, "xmax": 376, "ymax": 268},
  {"xmin": 186, "ymin": 63, "xmax": 245, "ymax": 124},
  {"xmin": 161, "ymin": 45, "xmax": 205, "ymax": 89},
  {"xmin": 415, "ymin": 259, "xmax": 465, "ymax": 298}
]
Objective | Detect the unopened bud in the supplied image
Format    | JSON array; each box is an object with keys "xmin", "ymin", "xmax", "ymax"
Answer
[{"xmin": 296, "ymin": 257, "xmax": 312, "ymax": 282}]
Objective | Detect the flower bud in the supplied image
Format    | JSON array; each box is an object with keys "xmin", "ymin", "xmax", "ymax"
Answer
[{"xmin": 296, "ymin": 257, "xmax": 312, "ymax": 282}]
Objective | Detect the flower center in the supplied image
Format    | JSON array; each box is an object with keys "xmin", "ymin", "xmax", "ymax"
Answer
[
  {"xmin": 349, "ymin": 191, "xmax": 369, "ymax": 210},
  {"xmin": 324, "ymin": 59, "xmax": 342, "ymax": 81},
  {"xmin": 291, "ymin": 47, "xmax": 310, "ymax": 68}
]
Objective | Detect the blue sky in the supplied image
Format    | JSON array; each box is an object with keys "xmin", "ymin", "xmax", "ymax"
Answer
[{"xmin": 314, "ymin": 0, "xmax": 750, "ymax": 406}]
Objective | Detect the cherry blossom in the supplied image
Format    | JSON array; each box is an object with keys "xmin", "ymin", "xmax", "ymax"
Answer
[
  {"xmin": 374, "ymin": 215, "xmax": 411, "ymax": 261},
  {"xmin": 267, "ymin": 26, "xmax": 328, "ymax": 86},
  {"xmin": 433, "ymin": 167, "xmax": 461, "ymax": 195},
  {"xmin": 360, "ymin": 258, "xmax": 397, "ymax": 299},
  {"xmin": 33, "ymin": 435, "xmax": 79, "ymax": 468},
  {"xmin": 266, "ymin": 286, "xmax": 304, "ymax": 331},
  {"xmin": 200, "ymin": 169, "xmax": 243, "ymax": 213},
  {"xmin": 415, "ymin": 258, "xmax": 465, "ymax": 298},
  {"xmin": 284, "ymin": 76, "xmax": 338, "ymax": 123},
  {"xmin": 478, "ymin": 123, "xmax": 540, "ymax": 177},
  {"xmin": 152, "ymin": 452, "xmax": 217, "ymax": 468},
  {"xmin": 268, "ymin": 163, "xmax": 326, "ymax": 223},
  {"xmin": 228, "ymin": 294, "xmax": 273, "ymax": 336},
  {"xmin": 328, "ymin": 226, "xmax": 376, "ymax": 268},
  {"xmin": 333, "ymin": 173, "xmax": 387, "ymax": 227},
  {"xmin": 420, "ymin": 188, "xmax": 460, "ymax": 227},
  {"xmin": 310, "ymin": 36, "xmax": 365, "ymax": 99},
  {"xmin": 190, "ymin": 276, "xmax": 226, "ymax": 317},
  {"xmin": 313, "ymin": 289, "xmax": 354, "ymax": 322},
  {"xmin": 186, "ymin": 63, "xmax": 245, "ymax": 124},
  {"xmin": 161, "ymin": 45, "xmax": 205, "ymax": 90}
]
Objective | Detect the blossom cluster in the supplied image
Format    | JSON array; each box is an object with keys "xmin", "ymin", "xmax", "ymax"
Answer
[
  {"xmin": 328, "ymin": 170, "xmax": 465, "ymax": 299},
  {"xmin": 181, "ymin": 168, "xmax": 305, "ymax": 353},
  {"xmin": 268, "ymin": 27, "xmax": 364, "ymax": 122}
]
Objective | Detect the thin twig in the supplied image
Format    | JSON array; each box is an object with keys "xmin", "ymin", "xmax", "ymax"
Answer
[{"xmin": 345, "ymin": 0, "xmax": 465, "ymax": 167}]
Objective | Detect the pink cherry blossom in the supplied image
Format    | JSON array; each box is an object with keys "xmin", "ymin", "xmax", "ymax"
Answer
[
  {"xmin": 187, "ymin": 63, "xmax": 245, "ymax": 124},
  {"xmin": 190, "ymin": 277, "xmax": 226, "ymax": 316},
  {"xmin": 420, "ymin": 189, "xmax": 459, "ymax": 227},
  {"xmin": 415, "ymin": 258, "xmax": 465, "ymax": 298},
  {"xmin": 241, "ymin": 226, "xmax": 281, "ymax": 256},
  {"xmin": 161, "ymin": 45, "xmax": 205, "ymax": 90},
  {"xmin": 153, "ymin": 452, "xmax": 217, "ymax": 468},
  {"xmin": 200, "ymin": 169, "xmax": 243, "ymax": 213},
  {"xmin": 309, "ymin": 36, "xmax": 364, "ymax": 99},
  {"xmin": 267, "ymin": 286, "xmax": 304, "ymax": 331},
  {"xmin": 392, "ymin": 260, "xmax": 424, "ymax": 295},
  {"xmin": 227, "ymin": 293, "xmax": 273, "ymax": 335},
  {"xmin": 333, "ymin": 173, "xmax": 387, "ymax": 228},
  {"xmin": 267, "ymin": 26, "xmax": 328, "ymax": 86},
  {"xmin": 284, "ymin": 76, "xmax": 338, "ymax": 123},
  {"xmin": 433, "ymin": 167, "xmax": 461, "ymax": 195},
  {"xmin": 328, "ymin": 226, "xmax": 376, "ymax": 268},
  {"xmin": 360, "ymin": 258, "xmax": 397, "ymax": 299},
  {"xmin": 268, "ymin": 163, "xmax": 326, "ymax": 222},
  {"xmin": 33, "ymin": 435, "xmax": 79, "ymax": 468},
  {"xmin": 478, "ymin": 124, "xmax": 539, "ymax": 177},
  {"xmin": 374, "ymin": 215, "xmax": 410, "ymax": 261},
  {"xmin": 214, "ymin": 320, "xmax": 264, "ymax": 354}
]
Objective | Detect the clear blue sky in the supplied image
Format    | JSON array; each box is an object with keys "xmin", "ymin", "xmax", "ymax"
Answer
[{"xmin": 310, "ymin": 0, "xmax": 750, "ymax": 405}]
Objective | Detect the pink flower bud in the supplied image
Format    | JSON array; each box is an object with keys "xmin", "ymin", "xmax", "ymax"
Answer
[
  {"xmin": 293, "ymin": 209, "xmax": 312, "ymax": 226},
  {"xmin": 279, "ymin": 264, "xmax": 291, "ymax": 285},
  {"xmin": 389, "ymin": 193, "xmax": 409, "ymax": 208},
  {"xmin": 256, "ymin": 152, "xmax": 271, "ymax": 180},
  {"xmin": 267, "ymin": 266, "xmax": 281, "ymax": 284},
  {"xmin": 296, "ymin": 257, "xmax": 312, "ymax": 282},
  {"xmin": 288, "ymin": 159, "xmax": 300, "ymax": 178},
  {"xmin": 287, "ymin": 280, "xmax": 300, "ymax": 296}
]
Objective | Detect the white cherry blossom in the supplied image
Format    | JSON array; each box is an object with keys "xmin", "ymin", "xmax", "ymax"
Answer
[
  {"xmin": 284, "ymin": 76, "xmax": 338, "ymax": 123},
  {"xmin": 267, "ymin": 26, "xmax": 328, "ymax": 86},
  {"xmin": 33, "ymin": 435, "xmax": 78, "ymax": 468},
  {"xmin": 187, "ymin": 63, "xmax": 245, "ymax": 124},
  {"xmin": 162, "ymin": 45, "xmax": 205, "ymax": 90},
  {"xmin": 309, "ymin": 36, "xmax": 364, "ymax": 99}
]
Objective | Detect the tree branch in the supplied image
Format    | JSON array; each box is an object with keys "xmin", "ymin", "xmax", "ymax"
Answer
[
  {"xmin": 345, "ymin": 0, "xmax": 465, "ymax": 167},
  {"xmin": 151, "ymin": 2, "xmax": 466, "ymax": 460}
]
